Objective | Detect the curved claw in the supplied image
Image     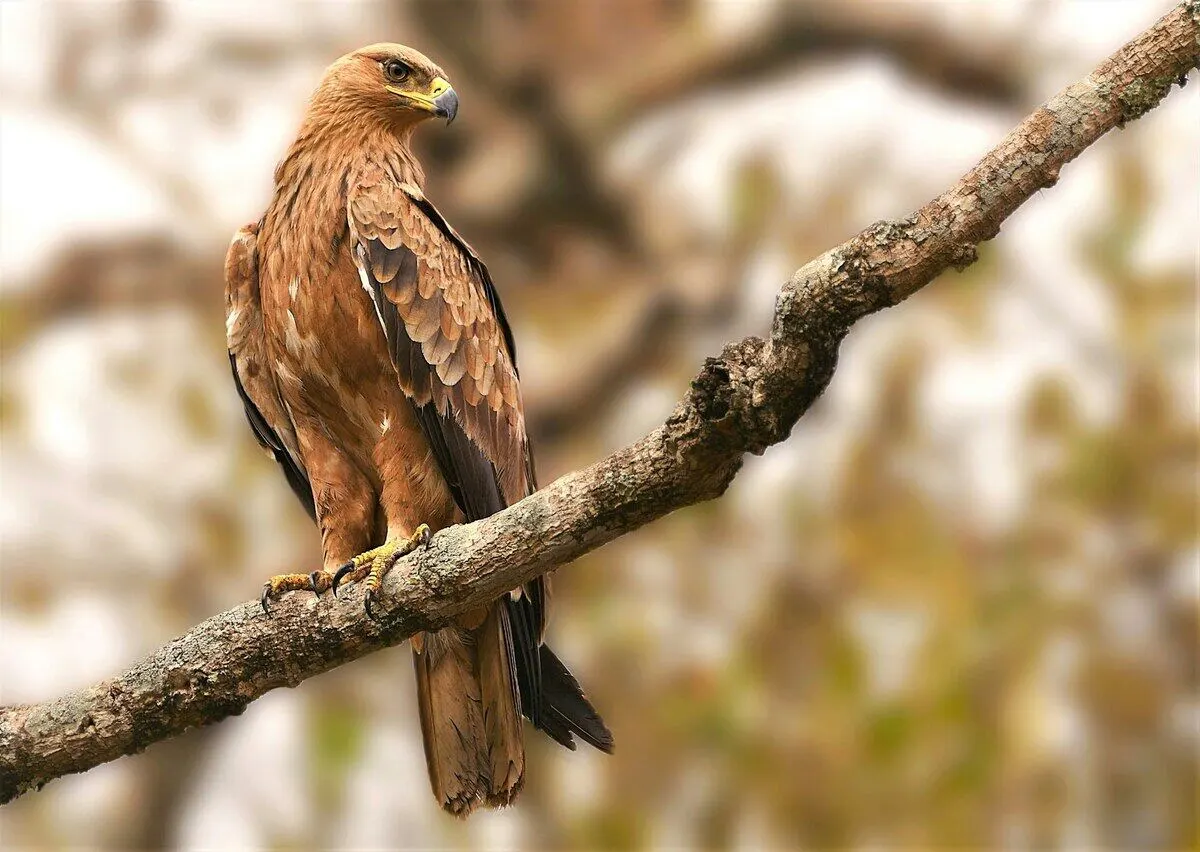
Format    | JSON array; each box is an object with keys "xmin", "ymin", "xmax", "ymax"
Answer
[
  {"xmin": 331, "ymin": 561, "xmax": 354, "ymax": 597},
  {"xmin": 364, "ymin": 589, "xmax": 378, "ymax": 621},
  {"xmin": 260, "ymin": 583, "xmax": 272, "ymax": 615},
  {"xmin": 308, "ymin": 571, "xmax": 323, "ymax": 597},
  {"xmin": 417, "ymin": 524, "xmax": 432, "ymax": 547}
]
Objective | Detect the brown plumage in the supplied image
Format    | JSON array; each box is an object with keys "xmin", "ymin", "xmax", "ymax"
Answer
[{"xmin": 225, "ymin": 44, "xmax": 611, "ymax": 816}]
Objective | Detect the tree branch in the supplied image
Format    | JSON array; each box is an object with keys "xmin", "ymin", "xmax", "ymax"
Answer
[
  {"xmin": 592, "ymin": 0, "xmax": 1030, "ymax": 134},
  {"xmin": 2, "ymin": 1, "xmax": 1195, "ymax": 806}
]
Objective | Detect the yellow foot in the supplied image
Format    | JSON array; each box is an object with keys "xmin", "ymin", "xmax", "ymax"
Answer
[
  {"xmin": 260, "ymin": 569, "xmax": 335, "ymax": 614},
  {"xmin": 331, "ymin": 524, "xmax": 432, "ymax": 620}
]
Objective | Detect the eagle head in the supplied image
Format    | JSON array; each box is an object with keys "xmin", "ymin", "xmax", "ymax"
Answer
[{"xmin": 316, "ymin": 43, "xmax": 458, "ymax": 127}]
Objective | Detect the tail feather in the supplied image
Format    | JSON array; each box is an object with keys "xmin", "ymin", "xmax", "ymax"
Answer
[
  {"xmin": 412, "ymin": 603, "xmax": 525, "ymax": 817},
  {"xmin": 476, "ymin": 604, "xmax": 525, "ymax": 806},
  {"xmin": 412, "ymin": 603, "xmax": 612, "ymax": 815},
  {"xmin": 412, "ymin": 628, "xmax": 488, "ymax": 816}
]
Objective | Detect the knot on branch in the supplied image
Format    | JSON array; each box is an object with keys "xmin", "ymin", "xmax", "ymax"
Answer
[
  {"xmin": 684, "ymin": 337, "xmax": 766, "ymax": 445},
  {"xmin": 657, "ymin": 338, "xmax": 773, "ymax": 497},
  {"xmin": 684, "ymin": 337, "xmax": 818, "ymax": 457}
]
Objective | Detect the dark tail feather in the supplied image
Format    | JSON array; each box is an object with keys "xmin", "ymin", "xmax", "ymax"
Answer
[{"xmin": 536, "ymin": 645, "xmax": 614, "ymax": 754}]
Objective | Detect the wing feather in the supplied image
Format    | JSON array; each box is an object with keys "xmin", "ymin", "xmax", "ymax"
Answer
[
  {"xmin": 349, "ymin": 178, "xmax": 530, "ymax": 502},
  {"xmin": 350, "ymin": 178, "xmax": 545, "ymax": 723},
  {"xmin": 224, "ymin": 223, "xmax": 314, "ymax": 519},
  {"xmin": 348, "ymin": 178, "xmax": 615, "ymax": 745}
]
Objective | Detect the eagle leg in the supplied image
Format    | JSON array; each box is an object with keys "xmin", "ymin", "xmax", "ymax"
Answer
[
  {"xmin": 259, "ymin": 570, "xmax": 334, "ymax": 614},
  {"xmin": 331, "ymin": 524, "xmax": 432, "ymax": 619}
]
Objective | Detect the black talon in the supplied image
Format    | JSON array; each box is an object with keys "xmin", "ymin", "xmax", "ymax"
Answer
[
  {"xmin": 364, "ymin": 590, "xmax": 378, "ymax": 621},
  {"xmin": 260, "ymin": 583, "xmax": 272, "ymax": 615},
  {"xmin": 331, "ymin": 561, "xmax": 354, "ymax": 597},
  {"xmin": 419, "ymin": 527, "xmax": 432, "ymax": 547},
  {"xmin": 308, "ymin": 571, "xmax": 323, "ymax": 597}
]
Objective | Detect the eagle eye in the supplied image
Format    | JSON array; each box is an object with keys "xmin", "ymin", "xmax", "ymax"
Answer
[{"xmin": 382, "ymin": 59, "xmax": 412, "ymax": 84}]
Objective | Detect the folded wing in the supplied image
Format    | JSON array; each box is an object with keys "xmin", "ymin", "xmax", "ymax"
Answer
[
  {"xmin": 348, "ymin": 175, "xmax": 610, "ymax": 752},
  {"xmin": 224, "ymin": 223, "xmax": 314, "ymax": 519}
]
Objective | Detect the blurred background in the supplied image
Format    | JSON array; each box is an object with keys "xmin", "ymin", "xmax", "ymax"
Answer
[{"xmin": 1, "ymin": 1, "xmax": 1196, "ymax": 849}]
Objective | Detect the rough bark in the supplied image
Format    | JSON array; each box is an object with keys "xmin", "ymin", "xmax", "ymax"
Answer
[{"xmin": 2, "ymin": 0, "xmax": 1196, "ymax": 806}]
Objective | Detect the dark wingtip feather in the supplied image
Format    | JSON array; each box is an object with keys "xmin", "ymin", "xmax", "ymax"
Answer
[
  {"xmin": 535, "ymin": 711, "xmax": 578, "ymax": 751},
  {"xmin": 538, "ymin": 645, "xmax": 614, "ymax": 754},
  {"xmin": 506, "ymin": 593, "xmax": 542, "ymax": 728}
]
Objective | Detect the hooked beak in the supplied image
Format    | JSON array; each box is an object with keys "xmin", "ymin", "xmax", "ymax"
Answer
[
  {"xmin": 386, "ymin": 75, "xmax": 459, "ymax": 124},
  {"xmin": 432, "ymin": 86, "xmax": 458, "ymax": 124}
]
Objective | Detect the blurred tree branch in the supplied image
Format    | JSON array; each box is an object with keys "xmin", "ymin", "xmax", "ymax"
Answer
[
  {"xmin": 592, "ymin": 0, "xmax": 1031, "ymax": 133},
  {"xmin": 409, "ymin": 0, "xmax": 639, "ymax": 255},
  {"xmin": 414, "ymin": 0, "xmax": 1032, "ymax": 254},
  {"xmin": 2, "ymin": 1, "xmax": 1196, "ymax": 806}
]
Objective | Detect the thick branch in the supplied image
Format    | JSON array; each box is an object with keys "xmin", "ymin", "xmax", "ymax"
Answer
[{"xmin": 2, "ymin": 1, "xmax": 1195, "ymax": 806}]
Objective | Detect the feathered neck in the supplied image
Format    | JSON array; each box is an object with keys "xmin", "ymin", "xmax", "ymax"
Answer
[{"xmin": 274, "ymin": 106, "xmax": 426, "ymax": 193}]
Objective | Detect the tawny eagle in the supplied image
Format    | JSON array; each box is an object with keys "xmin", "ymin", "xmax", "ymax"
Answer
[{"xmin": 224, "ymin": 43, "xmax": 611, "ymax": 815}]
